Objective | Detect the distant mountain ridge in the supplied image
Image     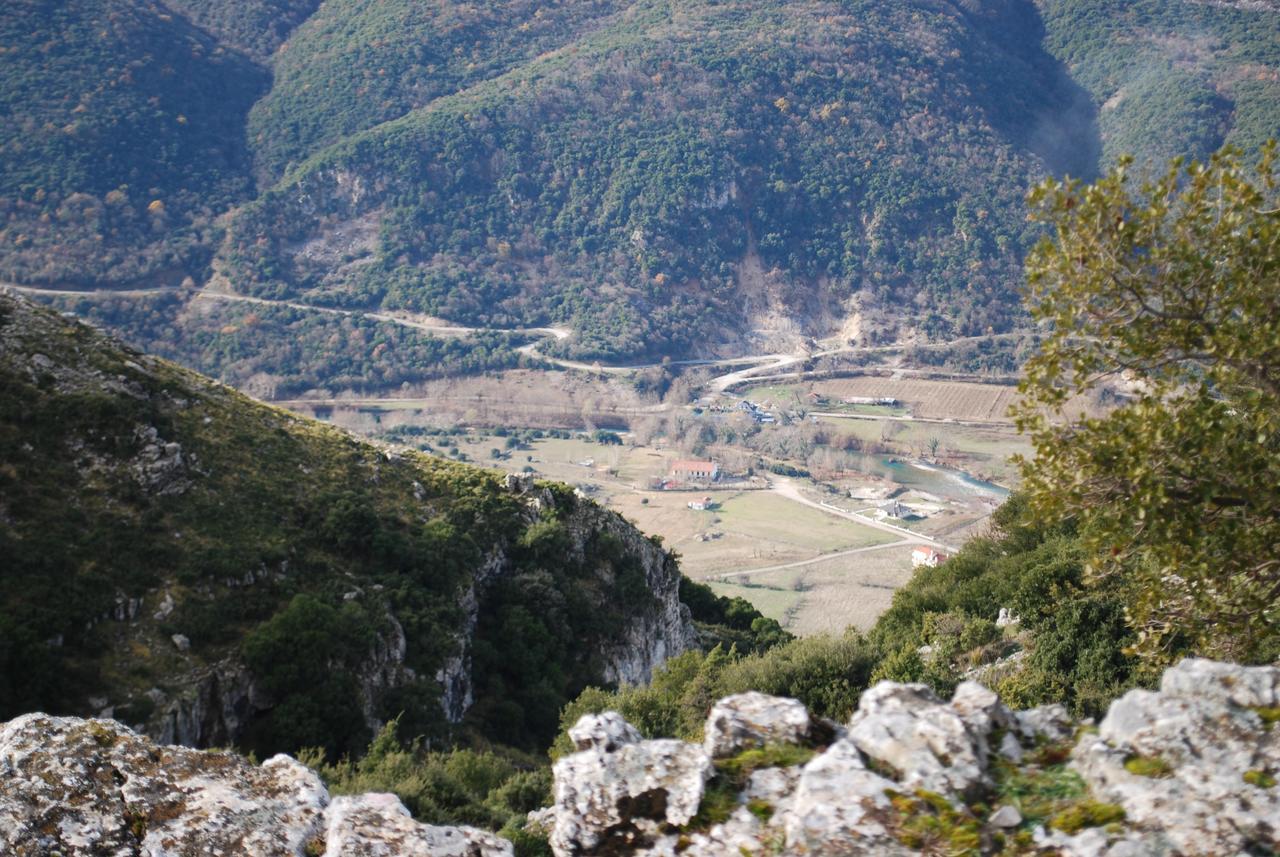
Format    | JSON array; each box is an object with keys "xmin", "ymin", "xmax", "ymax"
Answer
[{"xmin": 1, "ymin": 0, "xmax": 1277, "ymax": 378}]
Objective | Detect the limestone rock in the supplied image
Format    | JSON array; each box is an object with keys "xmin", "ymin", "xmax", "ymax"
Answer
[
  {"xmin": 0, "ymin": 714, "xmax": 327, "ymax": 856},
  {"xmin": 1014, "ymin": 702, "xmax": 1074, "ymax": 743},
  {"xmin": 1072, "ymin": 659, "xmax": 1280, "ymax": 855},
  {"xmin": 1157, "ymin": 657, "xmax": 1279, "ymax": 707},
  {"xmin": 846, "ymin": 682, "xmax": 992, "ymax": 800},
  {"xmin": 0, "ymin": 713, "xmax": 514, "ymax": 857},
  {"xmin": 950, "ymin": 680, "xmax": 1016, "ymax": 736},
  {"xmin": 324, "ymin": 793, "xmax": 513, "ymax": 856},
  {"xmin": 543, "ymin": 661, "xmax": 1280, "ymax": 857},
  {"xmin": 703, "ymin": 691, "xmax": 812, "ymax": 757},
  {"xmin": 674, "ymin": 805, "xmax": 767, "ymax": 857},
  {"xmin": 569, "ymin": 711, "xmax": 643, "ymax": 752},
  {"xmin": 550, "ymin": 722, "xmax": 711, "ymax": 856},
  {"xmin": 988, "ymin": 804, "xmax": 1022, "ymax": 828},
  {"xmin": 778, "ymin": 738, "xmax": 910, "ymax": 856}
]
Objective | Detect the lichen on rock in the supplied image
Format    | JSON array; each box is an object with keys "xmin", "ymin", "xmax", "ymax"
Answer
[{"xmin": 0, "ymin": 713, "xmax": 509, "ymax": 856}]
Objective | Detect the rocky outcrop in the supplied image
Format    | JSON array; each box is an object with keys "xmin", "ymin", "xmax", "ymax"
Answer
[
  {"xmin": 550, "ymin": 717, "xmax": 711, "ymax": 855},
  {"xmin": 545, "ymin": 660, "xmax": 1280, "ymax": 856},
  {"xmin": 1069, "ymin": 658, "xmax": 1280, "ymax": 856},
  {"xmin": 5, "ymin": 660, "xmax": 1280, "ymax": 855},
  {"xmin": 703, "ymin": 691, "xmax": 814, "ymax": 757},
  {"xmin": 325, "ymin": 794, "xmax": 513, "ymax": 857},
  {"xmin": 0, "ymin": 713, "xmax": 511, "ymax": 857},
  {"xmin": 506, "ymin": 474, "xmax": 697, "ymax": 692}
]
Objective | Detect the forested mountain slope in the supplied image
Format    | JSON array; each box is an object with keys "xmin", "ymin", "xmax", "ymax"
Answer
[
  {"xmin": 0, "ymin": 0, "xmax": 268, "ymax": 286},
  {"xmin": 2, "ymin": 0, "xmax": 1277, "ymax": 376},
  {"xmin": 0, "ymin": 288, "xmax": 698, "ymax": 759},
  {"xmin": 224, "ymin": 0, "xmax": 1096, "ymax": 359},
  {"xmin": 1039, "ymin": 0, "xmax": 1280, "ymax": 165}
]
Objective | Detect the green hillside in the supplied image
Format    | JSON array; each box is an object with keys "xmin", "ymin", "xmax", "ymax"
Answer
[
  {"xmin": 1, "ymin": 0, "xmax": 1277, "ymax": 378},
  {"xmin": 226, "ymin": 0, "xmax": 1095, "ymax": 359},
  {"xmin": 1040, "ymin": 0, "xmax": 1280, "ymax": 166},
  {"xmin": 0, "ymin": 0, "xmax": 267, "ymax": 287},
  {"xmin": 163, "ymin": 0, "xmax": 320, "ymax": 61},
  {"xmin": 0, "ymin": 288, "xmax": 738, "ymax": 758},
  {"xmin": 246, "ymin": 0, "xmax": 632, "ymax": 179}
]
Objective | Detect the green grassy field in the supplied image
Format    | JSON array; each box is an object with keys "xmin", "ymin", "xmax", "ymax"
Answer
[
  {"xmin": 707, "ymin": 580, "xmax": 803, "ymax": 624},
  {"xmin": 713, "ymin": 491, "xmax": 896, "ymax": 553}
]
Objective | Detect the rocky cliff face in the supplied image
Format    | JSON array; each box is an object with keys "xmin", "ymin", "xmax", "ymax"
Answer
[
  {"xmin": 430, "ymin": 474, "xmax": 696, "ymax": 727},
  {"xmin": 541, "ymin": 658, "xmax": 1280, "ymax": 856},
  {"xmin": 5, "ymin": 659, "xmax": 1276, "ymax": 856},
  {"xmin": 145, "ymin": 473, "xmax": 695, "ymax": 747},
  {"xmin": 544, "ymin": 477, "xmax": 698, "ymax": 690}
]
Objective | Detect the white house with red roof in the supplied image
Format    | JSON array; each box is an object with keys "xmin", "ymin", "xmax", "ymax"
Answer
[{"xmin": 911, "ymin": 546, "xmax": 947, "ymax": 568}]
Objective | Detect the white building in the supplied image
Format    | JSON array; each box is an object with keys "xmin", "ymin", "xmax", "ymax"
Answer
[{"xmin": 911, "ymin": 547, "xmax": 947, "ymax": 568}]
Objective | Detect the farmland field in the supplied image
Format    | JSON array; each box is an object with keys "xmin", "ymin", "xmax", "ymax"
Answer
[
  {"xmin": 613, "ymin": 488, "xmax": 896, "ymax": 577},
  {"xmin": 812, "ymin": 377, "xmax": 1021, "ymax": 422},
  {"xmin": 712, "ymin": 548, "xmax": 918, "ymax": 634},
  {"xmin": 707, "ymin": 580, "xmax": 804, "ymax": 624}
]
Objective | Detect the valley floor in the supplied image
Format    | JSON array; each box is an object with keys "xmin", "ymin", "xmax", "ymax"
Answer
[{"xmin": 6, "ymin": 281, "xmax": 1103, "ymax": 633}]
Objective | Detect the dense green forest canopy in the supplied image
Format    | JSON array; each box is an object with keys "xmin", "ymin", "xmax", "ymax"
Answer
[
  {"xmin": 4, "ymin": 0, "xmax": 1277, "ymax": 378},
  {"xmin": 1039, "ymin": 0, "xmax": 1280, "ymax": 165},
  {"xmin": 223, "ymin": 0, "xmax": 1093, "ymax": 359},
  {"xmin": 0, "ymin": 0, "xmax": 267, "ymax": 286}
]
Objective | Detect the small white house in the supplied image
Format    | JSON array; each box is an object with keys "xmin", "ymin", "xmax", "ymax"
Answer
[
  {"xmin": 879, "ymin": 500, "xmax": 914, "ymax": 520},
  {"xmin": 687, "ymin": 496, "xmax": 717, "ymax": 511},
  {"xmin": 911, "ymin": 547, "xmax": 947, "ymax": 568}
]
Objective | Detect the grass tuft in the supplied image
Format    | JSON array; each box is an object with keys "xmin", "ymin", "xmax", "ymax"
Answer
[
  {"xmin": 1243, "ymin": 769, "xmax": 1276, "ymax": 789},
  {"xmin": 1048, "ymin": 801, "xmax": 1126, "ymax": 834},
  {"xmin": 1123, "ymin": 754, "xmax": 1173, "ymax": 778}
]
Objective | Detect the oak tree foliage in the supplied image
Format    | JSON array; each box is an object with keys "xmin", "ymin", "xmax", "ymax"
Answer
[{"xmin": 1015, "ymin": 144, "xmax": 1280, "ymax": 661}]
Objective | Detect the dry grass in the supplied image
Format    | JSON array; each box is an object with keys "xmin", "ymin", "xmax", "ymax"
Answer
[
  {"xmin": 808, "ymin": 376, "xmax": 1106, "ymax": 423},
  {"xmin": 732, "ymin": 549, "xmax": 918, "ymax": 634}
]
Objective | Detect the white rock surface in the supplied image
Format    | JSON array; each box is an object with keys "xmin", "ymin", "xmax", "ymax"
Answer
[
  {"xmin": 703, "ymin": 691, "xmax": 812, "ymax": 757},
  {"xmin": 324, "ymin": 793, "xmax": 512, "ymax": 856},
  {"xmin": 1072, "ymin": 658, "xmax": 1280, "ymax": 855},
  {"xmin": 778, "ymin": 738, "xmax": 910, "ymax": 856},
  {"xmin": 846, "ymin": 681, "xmax": 992, "ymax": 800},
  {"xmin": 0, "ymin": 714, "xmax": 511, "ymax": 856},
  {"xmin": 544, "ymin": 661, "xmax": 1280, "ymax": 856},
  {"xmin": 550, "ymin": 715, "xmax": 712, "ymax": 856},
  {"xmin": 569, "ymin": 711, "xmax": 642, "ymax": 752},
  {"xmin": 7, "ymin": 660, "xmax": 1280, "ymax": 857}
]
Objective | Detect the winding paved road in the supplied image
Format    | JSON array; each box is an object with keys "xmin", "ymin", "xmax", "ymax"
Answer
[{"xmin": 3, "ymin": 280, "xmax": 1028, "ymax": 397}]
